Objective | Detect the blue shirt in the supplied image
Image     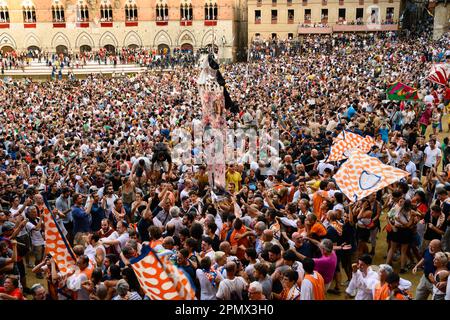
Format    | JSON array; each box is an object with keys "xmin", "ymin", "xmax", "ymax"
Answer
[
  {"xmin": 423, "ymin": 249, "xmax": 436, "ymax": 281},
  {"xmin": 347, "ymin": 106, "xmax": 356, "ymax": 119},
  {"xmin": 379, "ymin": 127, "xmax": 389, "ymax": 143},
  {"xmin": 71, "ymin": 206, "xmax": 91, "ymax": 234}
]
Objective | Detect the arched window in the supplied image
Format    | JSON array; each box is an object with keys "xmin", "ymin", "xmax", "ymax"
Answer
[
  {"xmin": 156, "ymin": 1, "xmax": 168, "ymax": 21},
  {"xmin": 100, "ymin": 1, "xmax": 113, "ymax": 22},
  {"xmin": 22, "ymin": 2, "xmax": 36, "ymax": 23},
  {"xmin": 52, "ymin": 1, "xmax": 65, "ymax": 22},
  {"xmin": 204, "ymin": 1, "xmax": 217, "ymax": 20},
  {"xmin": 0, "ymin": 1, "xmax": 9, "ymax": 23},
  {"xmin": 125, "ymin": 0, "xmax": 138, "ymax": 21},
  {"xmin": 180, "ymin": 2, "xmax": 192, "ymax": 21},
  {"xmin": 77, "ymin": 1, "xmax": 89, "ymax": 22}
]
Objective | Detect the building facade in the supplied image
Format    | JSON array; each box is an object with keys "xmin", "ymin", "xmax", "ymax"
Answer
[
  {"xmin": 0, "ymin": 0, "xmax": 246, "ymax": 61},
  {"xmin": 247, "ymin": 0, "xmax": 401, "ymax": 42}
]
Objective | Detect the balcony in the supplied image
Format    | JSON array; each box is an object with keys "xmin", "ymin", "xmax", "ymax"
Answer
[
  {"xmin": 100, "ymin": 21, "xmax": 113, "ymax": 27},
  {"xmin": 180, "ymin": 20, "xmax": 192, "ymax": 26},
  {"xmin": 125, "ymin": 21, "xmax": 138, "ymax": 27},
  {"xmin": 302, "ymin": 0, "xmax": 307, "ymax": 5},
  {"xmin": 53, "ymin": 22, "xmax": 66, "ymax": 28},
  {"xmin": 76, "ymin": 22, "xmax": 89, "ymax": 27},
  {"xmin": 257, "ymin": 1, "xmax": 262, "ymax": 7},
  {"xmin": 24, "ymin": 22, "xmax": 36, "ymax": 28},
  {"xmin": 304, "ymin": 19, "xmax": 311, "ymax": 24},
  {"xmin": 321, "ymin": 18, "xmax": 328, "ymax": 24},
  {"xmin": 288, "ymin": 18, "xmax": 294, "ymax": 24},
  {"xmin": 298, "ymin": 26, "xmax": 332, "ymax": 34},
  {"xmin": 332, "ymin": 23, "xmax": 398, "ymax": 32},
  {"xmin": 255, "ymin": 18, "xmax": 261, "ymax": 24},
  {"xmin": 322, "ymin": 0, "xmax": 327, "ymax": 5},
  {"xmin": 156, "ymin": 20, "xmax": 168, "ymax": 26},
  {"xmin": 287, "ymin": 0, "xmax": 292, "ymax": 6},
  {"xmin": 271, "ymin": 18, "xmax": 277, "ymax": 24},
  {"xmin": 204, "ymin": 20, "xmax": 217, "ymax": 26},
  {"xmin": 0, "ymin": 22, "xmax": 9, "ymax": 28}
]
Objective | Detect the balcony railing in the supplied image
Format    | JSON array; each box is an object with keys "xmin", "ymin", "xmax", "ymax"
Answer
[
  {"xmin": 24, "ymin": 22, "xmax": 36, "ymax": 28},
  {"xmin": 288, "ymin": 18, "xmax": 294, "ymax": 24},
  {"xmin": 180, "ymin": 20, "xmax": 192, "ymax": 26},
  {"xmin": 100, "ymin": 21, "xmax": 113, "ymax": 27},
  {"xmin": 53, "ymin": 22, "xmax": 66, "ymax": 28},
  {"xmin": 156, "ymin": 20, "xmax": 168, "ymax": 26},
  {"xmin": 0, "ymin": 22, "xmax": 9, "ymax": 28},
  {"xmin": 255, "ymin": 18, "xmax": 261, "ymax": 24},
  {"xmin": 271, "ymin": 18, "xmax": 277, "ymax": 24},
  {"xmin": 204, "ymin": 20, "xmax": 217, "ymax": 26},
  {"xmin": 125, "ymin": 20, "xmax": 138, "ymax": 26},
  {"xmin": 76, "ymin": 22, "xmax": 89, "ymax": 27}
]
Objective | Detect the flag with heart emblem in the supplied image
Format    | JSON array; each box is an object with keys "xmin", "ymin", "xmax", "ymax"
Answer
[
  {"xmin": 426, "ymin": 63, "xmax": 450, "ymax": 86},
  {"xmin": 43, "ymin": 208, "xmax": 76, "ymax": 274},
  {"xmin": 327, "ymin": 131, "xmax": 375, "ymax": 162},
  {"xmin": 130, "ymin": 246, "xmax": 196, "ymax": 300},
  {"xmin": 334, "ymin": 151, "xmax": 409, "ymax": 202}
]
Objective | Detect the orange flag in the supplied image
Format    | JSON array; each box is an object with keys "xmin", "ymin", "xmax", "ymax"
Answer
[
  {"xmin": 43, "ymin": 209, "xmax": 76, "ymax": 274},
  {"xmin": 327, "ymin": 131, "xmax": 375, "ymax": 162},
  {"xmin": 130, "ymin": 246, "xmax": 196, "ymax": 300},
  {"xmin": 334, "ymin": 151, "xmax": 409, "ymax": 202}
]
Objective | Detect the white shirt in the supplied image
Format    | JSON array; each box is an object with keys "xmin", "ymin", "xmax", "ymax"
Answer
[
  {"xmin": 345, "ymin": 267, "xmax": 379, "ymax": 300},
  {"xmin": 317, "ymin": 161, "xmax": 335, "ymax": 176},
  {"xmin": 424, "ymin": 146, "xmax": 441, "ymax": 167},
  {"xmin": 216, "ymin": 277, "xmax": 247, "ymax": 300},
  {"xmin": 196, "ymin": 269, "xmax": 222, "ymax": 300},
  {"xmin": 26, "ymin": 221, "xmax": 45, "ymax": 246},
  {"xmin": 105, "ymin": 231, "xmax": 129, "ymax": 253},
  {"xmin": 405, "ymin": 161, "xmax": 417, "ymax": 178}
]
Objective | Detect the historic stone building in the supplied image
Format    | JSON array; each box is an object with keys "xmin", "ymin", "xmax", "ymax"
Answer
[
  {"xmin": 0, "ymin": 0, "xmax": 247, "ymax": 61},
  {"xmin": 247, "ymin": 0, "xmax": 402, "ymax": 42}
]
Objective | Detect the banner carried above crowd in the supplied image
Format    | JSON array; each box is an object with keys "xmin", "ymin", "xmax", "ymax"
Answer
[
  {"xmin": 327, "ymin": 131, "xmax": 375, "ymax": 162},
  {"xmin": 130, "ymin": 246, "xmax": 196, "ymax": 300},
  {"xmin": 334, "ymin": 151, "xmax": 409, "ymax": 202},
  {"xmin": 426, "ymin": 63, "xmax": 450, "ymax": 86},
  {"xmin": 43, "ymin": 209, "xmax": 76, "ymax": 274},
  {"xmin": 386, "ymin": 82, "xmax": 420, "ymax": 101}
]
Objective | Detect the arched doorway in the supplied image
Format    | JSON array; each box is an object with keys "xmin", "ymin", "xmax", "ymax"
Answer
[
  {"xmin": 157, "ymin": 43, "xmax": 170, "ymax": 56},
  {"xmin": 104, "ymin": 44, "xmax": 115, "ymax": 53},
  {"xmin": 27, "ymin": 45, "xmax": 40, "ymax": 53},
  {"xmin": 205, "ymin": 44, "xmax": 218, "ymax": 54},
  {"xmin": 80, "ymin": 45, "xmax": 92, "ymax": 53},
  {"xmin": 56, "ymin": 45, "xmax": 68, "ymax": 56},
  {"xmin": 0, "ymin": 45, "xmax": 14, "ymax": 54},
  {"xmin": 181, "ymin": 43, "xmax": 193, "ymax": 53},
  {"xmin": 128, "ymin": 44, "xmax": 139, "ymax": 50}
]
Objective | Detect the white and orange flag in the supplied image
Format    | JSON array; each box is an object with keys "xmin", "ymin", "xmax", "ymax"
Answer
[
  {"xmin": 43, "ymin": 208, "xmax": 76, "ymax": 274},
  {"xmin": 327, "ymin": 131, "xmax": 375, "ymax": 162},
  {"xmin": 130, "ymin": 246, "xmax": 196, "ymax": 300},
  {"xmin": 334, "ymin": 151, "xmax": 409, "ymax": 202}
]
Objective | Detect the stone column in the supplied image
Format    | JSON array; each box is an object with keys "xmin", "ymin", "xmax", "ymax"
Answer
[{"xmin": 433, "ymin": 3, "xmax": 449, "ymax": 40}]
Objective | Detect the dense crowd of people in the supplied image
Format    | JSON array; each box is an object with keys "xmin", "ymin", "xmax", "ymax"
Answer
[
  {"xmin": 0, "ymin": 26, "xmax": 450, "ymax": 301},
  {"xmin": 0, "ymin": 47, "xmax": 201, "ymax": 74}
]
